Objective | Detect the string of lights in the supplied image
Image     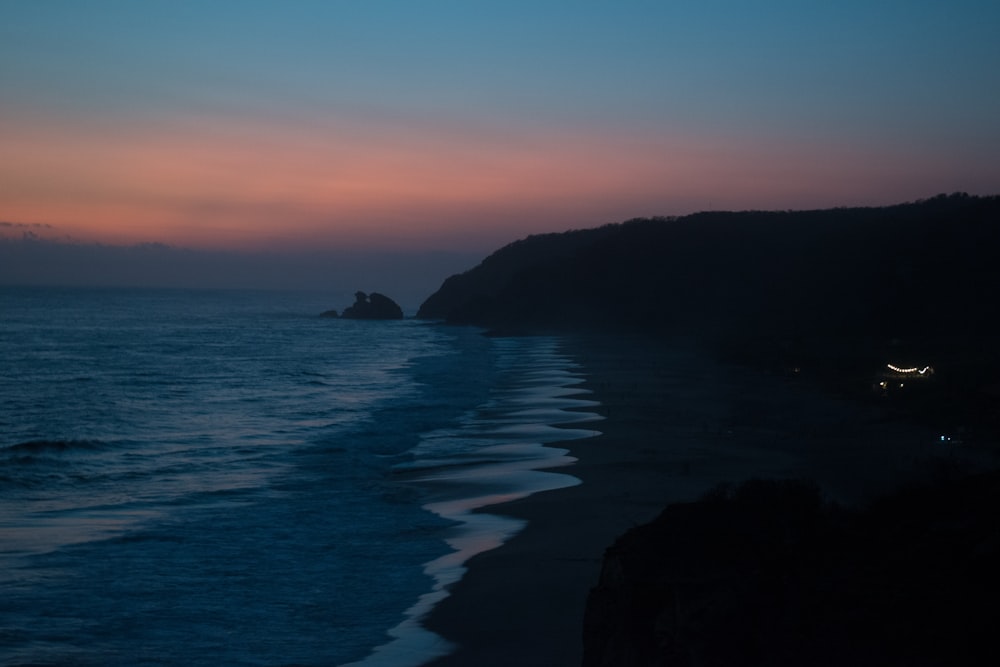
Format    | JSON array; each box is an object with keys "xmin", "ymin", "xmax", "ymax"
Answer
[{"xmin": 886, "ymin": 364, "xmax": 933, "ymax": 375}]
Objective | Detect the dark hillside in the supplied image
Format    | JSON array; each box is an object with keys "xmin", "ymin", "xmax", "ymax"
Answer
[
  {"xmin": 420, "ymin": 194, "xmax": 1000, "ymax": 341},
  {"xmin": 584, "ymin": 475, "xmax": 1000, "ymax": 667},
  {"xmin": 417, "ymin": 223, "xmax": 620, "ymax": 324},
  {"xmin": 419, "ymin": 193, "xmax": 1000, "ymax": 435}
]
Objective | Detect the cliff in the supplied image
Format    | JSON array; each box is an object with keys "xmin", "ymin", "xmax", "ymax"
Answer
[
  {"xmin": 417, "ymin": 223, "xmax": 621, "ymax": 327},
  {"xmin": 419, "ymin": 193, "xmax": 1000, "ymax": 342},
  {"xmin": 583, "ymin": 475, "xmax": 1000, "ymax": 666}
]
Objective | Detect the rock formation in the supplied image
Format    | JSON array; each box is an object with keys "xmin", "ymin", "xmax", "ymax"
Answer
[
  {"xmin": 338, "ymin": 291, "xmax": 404, "ymax": 320},
  {"xmin": 583, "ymin": 475, "xmax": 1000, "ymax": 666}
]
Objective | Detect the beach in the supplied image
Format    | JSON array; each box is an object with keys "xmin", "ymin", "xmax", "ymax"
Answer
[{"xmin": 422, "ymin": 333, "xmax": 970, "ymax": 666}]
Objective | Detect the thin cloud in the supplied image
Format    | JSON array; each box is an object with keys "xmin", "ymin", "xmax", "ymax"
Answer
[{"xmin": 0, "ymin": 221, "xmax": 55, "ymax": 229}]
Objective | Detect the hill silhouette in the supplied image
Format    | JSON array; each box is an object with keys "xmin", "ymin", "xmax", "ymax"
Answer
[
  {"xmin": 419, "ymin": 193, "xmax": 1000, "ymax": 435},
  {"xmin": 420, "ymin": 193, "xmax": 999, "ymax": 338}
]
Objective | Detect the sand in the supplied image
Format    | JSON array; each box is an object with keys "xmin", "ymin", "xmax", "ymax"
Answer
[{"xmin": 420, "ymin": 333, "xmax": 961, "ymax": 667}]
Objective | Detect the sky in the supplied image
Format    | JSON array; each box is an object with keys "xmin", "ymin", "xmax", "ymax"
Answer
[{"xmin": 2, "ymin": 1, "xmax": 999, "ymax": 294}]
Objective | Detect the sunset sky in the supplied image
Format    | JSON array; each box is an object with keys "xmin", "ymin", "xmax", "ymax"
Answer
[{"xmin": 2, "ymin": 1, "xmax": 999, "ymax": 261}]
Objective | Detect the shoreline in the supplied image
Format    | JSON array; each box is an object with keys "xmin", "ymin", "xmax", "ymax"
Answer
[
  {"xmin": 421, "ymin": 333, "xmax": 983, "ymax": 666},
  {"xmin": 346, "ymin": 335, "xmax": 603, "ymax": 666}
]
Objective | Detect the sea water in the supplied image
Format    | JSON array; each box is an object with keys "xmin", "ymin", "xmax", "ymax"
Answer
[{"xmin": 0, "ymin": 287, "xmax": 601, "ymax": 666}]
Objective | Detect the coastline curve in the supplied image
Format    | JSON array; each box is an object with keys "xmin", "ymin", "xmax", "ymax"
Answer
[{"xmin": 344, "ymin": 336, "xmax": 602, "ymax": 666}]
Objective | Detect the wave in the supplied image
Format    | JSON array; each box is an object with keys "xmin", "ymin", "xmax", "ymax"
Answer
[
  {"xmin": 351, "ymin": 335, "xmax": 602, "ymax": 666},
  {"xmin": 0, "ymin": 439, "xmax": 121, "ymax": 489},
  {"xmin": 3, "ymin": 439, "xmax": 110, "ymax": 456}
]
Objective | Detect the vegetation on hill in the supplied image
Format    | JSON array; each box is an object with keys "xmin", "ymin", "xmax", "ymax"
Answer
[{"xmin": 420, "ymin": 194, "xmax": 999, "ymax": 338}]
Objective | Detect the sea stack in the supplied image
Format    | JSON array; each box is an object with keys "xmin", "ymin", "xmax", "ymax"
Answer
[{"xmin": 338, "ymin": 291, "xmax": 404, "ymax": 320}]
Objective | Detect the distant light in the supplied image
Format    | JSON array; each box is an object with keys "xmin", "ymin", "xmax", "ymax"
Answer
[{"xmin": 887, "ymin": 364, "xmax": 933, "ymax": 375}]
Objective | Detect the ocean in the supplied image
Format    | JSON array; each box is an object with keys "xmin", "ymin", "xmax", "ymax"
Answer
[{"xmin": 0, "ymin": 287, "xmax": 601, "ymax": 666}]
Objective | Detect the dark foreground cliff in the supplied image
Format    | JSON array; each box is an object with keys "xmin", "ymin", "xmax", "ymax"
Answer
[{"xmin": 583, "ymin": 475, "xmax": 1000, "ymax": 666}]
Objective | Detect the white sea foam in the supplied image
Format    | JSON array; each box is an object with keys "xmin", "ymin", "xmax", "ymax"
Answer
[{"xmin": 349, "ymin": 336, "xmax": 602, "ymax": 667}]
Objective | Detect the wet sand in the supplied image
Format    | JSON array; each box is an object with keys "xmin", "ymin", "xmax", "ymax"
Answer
[{"xmin": 422, "ymin": 333, "xmax": 957, "ymax": 666}]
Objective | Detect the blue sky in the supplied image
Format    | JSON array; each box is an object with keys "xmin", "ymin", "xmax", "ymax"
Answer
[{"xmin": 2, "ymin": 0, "xmax": 998, "ymax": 260}]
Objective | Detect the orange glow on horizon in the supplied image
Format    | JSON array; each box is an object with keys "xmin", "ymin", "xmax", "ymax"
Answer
[{"xmin": 0, "ymin": 108, "xmax": 962, "ymax": 252}]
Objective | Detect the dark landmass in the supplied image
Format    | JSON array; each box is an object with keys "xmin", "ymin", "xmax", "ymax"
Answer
[
  {"xmin": 584, "ymin": 475, "xmax": 1000, "ymax": 666},
  {"xmin": 418, "ymin": 193, "xmax": 1000, "ymax": 338},
  {"xmin": 417, "ymin": 193, "xmax": 1000, "ymax": 665},
  {"xmin": 419, "ymin": 193, "xmax": 1000, "ymax": 441},
  {"xmin": 330, "ymin": 291, "xmax": 404, "ymax": 320}
]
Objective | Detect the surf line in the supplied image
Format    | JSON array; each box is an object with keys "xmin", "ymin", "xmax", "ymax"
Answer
[{"xmin": 346, "ymin": 336, "xmax": 603, "ymax": 667}]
